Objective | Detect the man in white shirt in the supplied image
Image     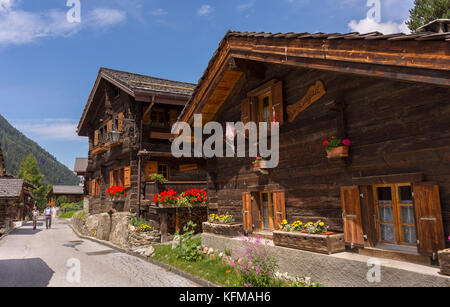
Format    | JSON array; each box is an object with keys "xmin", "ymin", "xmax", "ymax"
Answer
[{"xmin": 44, "ymin": 205, "xmax": 52, "ymax": 229}]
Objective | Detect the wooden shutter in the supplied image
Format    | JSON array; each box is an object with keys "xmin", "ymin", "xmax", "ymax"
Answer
[
  {"xmin": 109, "ymin": 171, "xmax": 114, "ymax": 187},
  {"xmin": 94, "ymin": 130, "xmax": 99, "ymax": 146},
  {"xmin": 241, "ymin": 98, "xmax": 251, "ymax": 125},
  {"xmin": 123, "ymin": 167, "xmax": 131, "ymax": 188},
  {"xmin": 271, "ymin": 81, "xmax": 284, "ymax": 126},
  {"xmin": 107, "ymin": 120, "xmax": 113, "ymax": 133},
  {"xmin": 242, "ymin": 192, "xmax": 252, "ymax": 231},
  {"xmin": 341, "ymin": 186, "xmax": 364, "ymax": 246},
  {"xmin": 169, "ymin": 109, "xmax": 178, "ymax": 127},
  {"xmin": 273, "ymin": 191, "xmax": 286, "ymax": 230},
  {"xmin": 359, "ymin": 185, "xmax": 377, "ymax": 247},
  {"xmin": 118, "ymin": 113, "xmax": 125, "ymax": 131},
  {"xmin": 413, "ymin": 183, "xmax": 445, "ymax": 254},
  {"xmin": 144, "ymin": 161, "xmax": 158, "ymax": 181}
]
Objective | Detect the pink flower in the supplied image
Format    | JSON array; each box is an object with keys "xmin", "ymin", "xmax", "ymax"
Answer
[{"xmin": 342, "ymin": 139, "xmax": 351, "ymax": 147}]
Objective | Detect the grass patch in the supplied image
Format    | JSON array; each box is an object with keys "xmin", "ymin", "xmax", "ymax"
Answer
[
  {"xmin": 59, "ymin": 210, "xmax": 80, "ymax": 219},
  {"xmin": 152, "ymin": 239, "xmax": 241, "ymax": 287}
]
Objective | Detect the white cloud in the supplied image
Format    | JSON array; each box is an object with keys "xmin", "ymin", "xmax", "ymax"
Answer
[
  {"xmin": 348, "ymin": 17, "xmax": 410, "ymax": 34},
  {"xmin": 150, "ymin": 8, "xmax": 168, "ymax": 16},
  {"xmin": 88, "ymin": 8, "xmax": 126, "ymax": 27},
  {"xmin": 12, "ymin": 119, "xmax": 85, "ymax": 142},
  {"xmin": 237, "ymin": 1, "xmax": 255, "ymax": 12},
  {"xmin": 0, "ymin": 0, "xmax": 13, "ymax": 13},
  {"xmin": 0, "ymin": 1, "xmax": 126, "ymax": 46},
  {"xmin": 197, "ymin": 4, "xmax": 214, "ymax": 16}
]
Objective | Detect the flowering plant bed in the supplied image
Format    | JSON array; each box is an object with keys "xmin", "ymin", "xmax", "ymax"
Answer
[
  {"xmin": 273, "ymin": 230, "xmax": 345, "ymax": 255},
  {"xmin": 202, "ymin": 221, "xmax": 244, "ymax": 238},
  {"xmin": 106, "ymin": 186, "xmax": 128, "ymax": 199},
  {"xmin": 276, "ymin": 220, "xmax": 344, "ymax": 254},
  {"xmin": 208, "ymin": 213, "xmax": 235, "ymax": 224},
  {"xmin": 152, "ymin": 189, "xmax": 207, "ymax": 208},
  {"xmin": 322, "ymin": 136, "xmax": 351, "ymax": 158},
  {"xmin": 438, "ymin": 248, "xmax": 450, "ymax": 276}
]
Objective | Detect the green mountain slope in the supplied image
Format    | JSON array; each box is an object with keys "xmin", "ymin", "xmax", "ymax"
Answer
[{"xmin": 0, "ymin": 114, "xmax": 78, "ymax": 185}]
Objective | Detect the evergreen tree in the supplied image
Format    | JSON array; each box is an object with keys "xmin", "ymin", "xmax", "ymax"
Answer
[
  {"xmin": 17, "ymin": 154, "xmax": 51, "ymax": 210},
  {"xmin": 406, "ymin": 0, "xmax": 450, "ymax": 32}
]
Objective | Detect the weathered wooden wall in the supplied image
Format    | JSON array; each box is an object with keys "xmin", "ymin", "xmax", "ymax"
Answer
[{"xmin": 208, "ymin": 62, "xmax": 450, "ymax": 245}]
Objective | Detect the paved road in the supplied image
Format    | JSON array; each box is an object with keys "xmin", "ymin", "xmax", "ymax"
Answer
[{"xmin": 0, "ymin": 217, "xmax": 197, "ymax": 287}]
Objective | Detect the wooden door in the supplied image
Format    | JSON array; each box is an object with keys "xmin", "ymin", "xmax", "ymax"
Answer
[
  {"xmin": 341, "ymin": 186, "xmax": 364, "ymax": 246},
  {"xmin": 413, "ymin": 183, "xmax": 445, "ymax": 255},
  {"xmin": 273, "ymin": 191, "xmax": 286, "ymax": 230},
  {"xmin": 242, "ymin": 192, "xmax": 252, "ymax": 232}
]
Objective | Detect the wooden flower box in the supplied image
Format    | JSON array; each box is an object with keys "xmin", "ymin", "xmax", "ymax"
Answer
[
  {"xmin": 253, "ymin": 160, "xmax": 267, "ymax": 170},
  {"xmin": 273, "ymin": 230, "xmax": 345, "ymax": 255},
  {"xmin": 327, "ymin": 146, "xmax": 349, "ymax": 159},
  {"xmin": 202, "ymin": 222, "xmax": 244, "ymax": 237},
  {"xmin": 438, "ymin": 249, "xmax": 450, "ymax": 276}
]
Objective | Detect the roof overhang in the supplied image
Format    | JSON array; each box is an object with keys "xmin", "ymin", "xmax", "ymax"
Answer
[{"xmin": 180, "ymin": 31, "xmax": 450, "ymax": 124}]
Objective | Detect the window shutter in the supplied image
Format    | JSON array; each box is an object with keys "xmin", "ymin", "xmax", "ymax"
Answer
[
  {"xmin": 107, "ymin": 120, "xmax": 113, "ymax": 133},
  {"xmin": 273, "ymin": 191, "xmax": 286, "ymax": 230},
  {"xmin": 118, "ymin": 113, "xmax": 125, "ymax": 131},
  {"xmin": 94, "ymin": 130, "xmax": 99, "ymax": 146},
  {"xmin": 241, "ymin": 98, "xmax": 251, "ymax": 125},
  {"xmin": 144, "ymin": 161, "xmax": 158, "ymax": 181},
  {"xmin": 109, "ymin": 171, "xmax": 114, "ymax": 187},
  {"xmin": 123, "ymin": 167, "xmax": 131, "ymax": 187},
  {"xmin": 340, "ymin": 186, "xmax": 364, "ymax": 246},
  {"xmin": 169, "ymin": 109, "xmax": 178, "ymax": 127},
  {"xmin": 271, "ymin": 81, "xmax": 284, "ymax": 126},
  {"xmin": 413, "ymin": 182, "xmax": 445, "ymax": 254},
  {"xmin": 242, "ymin": 192, "xmax": 252, "ymax": 232}
]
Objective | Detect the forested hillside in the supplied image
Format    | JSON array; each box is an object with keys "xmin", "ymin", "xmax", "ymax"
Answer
[{"xmin": 0, "ymin": 114, "xmax": 78, "ymax": 185}]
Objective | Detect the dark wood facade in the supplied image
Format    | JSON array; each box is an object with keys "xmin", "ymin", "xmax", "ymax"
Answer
[
  {"xmin": 179, "ymin": 29, "xmax": 450, "ymax": 258},
  {"xmin": 77, "ymin": 68, "xmax": 207, "ymax": 216}
]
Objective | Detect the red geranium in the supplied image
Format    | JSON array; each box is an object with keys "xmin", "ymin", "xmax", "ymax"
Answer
[{"xmin": 106, "ymin": 186, "xmax": 127, "ymax": 198}]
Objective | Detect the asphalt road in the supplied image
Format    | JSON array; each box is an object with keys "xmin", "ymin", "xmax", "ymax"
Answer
[{"xmin": 0, "ymin": 217, "xmax": 197, "ymax": 287}]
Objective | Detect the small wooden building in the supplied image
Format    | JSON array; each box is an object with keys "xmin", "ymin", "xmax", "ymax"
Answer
[
  {"xmin": 46, "ymin": 185, "xmax": 84, "ymax": 206},
  {"xmin": 179, "ymin": 22, "xmax": 450, "ymax": 262},
  {"xmin": 77, "ymin": 68, "xmax": 207, "ymax": 216},
  {"xmin": 0, "ymin": 141, "xmax": 35, "ymax": 232}
]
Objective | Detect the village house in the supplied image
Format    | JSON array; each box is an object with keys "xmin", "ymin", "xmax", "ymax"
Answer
[
  {"xmin": 0, "ymin": 141, "xmax": 35, "ymax": 234},
  {"xmin": 46, "ymin": 185, "xmax": 84, "ymax": 206},
  {"xmin": 76, "ymin": 68, "xmax": 207, "ymax": 227},
  {"xmin": 179, "ymin": 20, "xmax": 450, "ymax": 264}
]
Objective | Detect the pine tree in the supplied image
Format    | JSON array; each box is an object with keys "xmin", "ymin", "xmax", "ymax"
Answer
[
  {"xmin": 17, "ymin": 154, "xmax": 51, "ymax": 210},
  {"xmin": 406, "ymin": 0, "xmax": 450, "ymax": 32}
]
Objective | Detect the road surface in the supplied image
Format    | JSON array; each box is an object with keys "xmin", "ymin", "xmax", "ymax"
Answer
[{"xmin": 0, "ymin": 217, "xmax": 197, "ymax": 287}]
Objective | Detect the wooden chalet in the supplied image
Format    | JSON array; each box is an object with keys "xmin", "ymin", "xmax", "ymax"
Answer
[
  {"xmin": 179, "ymin": 21, "xmax": 450, "ymax": 262},
  {"xmin": 77, "ymin": 68, "xmax": 207, "ymax": 216},
  {"xmin": 0, "ymin": 141, "xmax": 35, "ymax": 232},
  {"xmin": 46, "ymin": 185, "xmax": 84, "ymax": 206}
]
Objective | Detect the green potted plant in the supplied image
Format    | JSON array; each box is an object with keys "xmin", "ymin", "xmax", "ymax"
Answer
[{"xmin": 322, "ymin": 137, "xmax": 351, "ymax": 158}]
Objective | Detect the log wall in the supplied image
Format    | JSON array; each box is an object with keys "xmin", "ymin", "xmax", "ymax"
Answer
[{"xmin": 208, "ymin": 63, "xmax": 450, "ymax": 246}]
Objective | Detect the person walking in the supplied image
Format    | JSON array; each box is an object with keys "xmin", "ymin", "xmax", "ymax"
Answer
[
  {"xmin": 31, "ymin": 206, "xmax": 39, "ymax": 230},
  {"xmin": 44, "ymin": 205, "xmax": 52, "ymax": 229}
]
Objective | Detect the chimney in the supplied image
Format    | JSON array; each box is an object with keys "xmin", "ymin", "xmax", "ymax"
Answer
[{"xmin": 417, "ymin": 19, "xmax": 450, "ymax": 33}]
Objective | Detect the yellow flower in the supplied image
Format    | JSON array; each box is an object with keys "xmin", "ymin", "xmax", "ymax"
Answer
[{"xmin": 319, "ymin": 222, "xmax": 325, "ymax": 227}]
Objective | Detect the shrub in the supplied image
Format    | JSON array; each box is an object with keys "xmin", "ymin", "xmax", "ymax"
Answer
[
  {"xmin": 231, "ymin": 236, "xmax": 278, "ymax": 287},
  {"xmin": 174, "ymin": 221, "xmax": 203, "ymax": 262},
  {"xmin": 151, "ymin": 173, "xmax": 166, "ymax": 184}
]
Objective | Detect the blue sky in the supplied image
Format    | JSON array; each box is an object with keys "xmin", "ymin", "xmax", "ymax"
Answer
[{"xmin": 0, "ymin": 0, "xmax": 414, "ymax": 170}]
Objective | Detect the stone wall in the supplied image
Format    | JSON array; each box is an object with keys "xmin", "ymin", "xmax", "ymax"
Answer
[{"xmin": 72, "ymin": 212, "xmax": 160, "ymax": 248}]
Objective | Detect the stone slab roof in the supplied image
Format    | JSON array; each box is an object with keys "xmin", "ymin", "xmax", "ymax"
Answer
[
  {"xmin": 0, "ymin": 179, "xmax": 25, "ymax": 198},
  {"xmin": 51, "ymin": 185, "xmax": 84, "ymax": 195},
  {"xmin": 101, "ymin": 68, "xmax": 197, "ymax": 97},
  {"xmin": 74, "ymin": 158, "xmax": 88, "ymax": 174}
]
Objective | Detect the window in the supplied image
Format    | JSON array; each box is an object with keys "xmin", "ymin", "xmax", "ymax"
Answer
[
  {"xmin": 91, "ymin": 178, "xmax": 101, "ymax": 197},
  {"xmin": 260, "ymin": 191, "xmax": 274, "ymax": 230},
  {"xmin": 373, "ymin": 183, "xmax": 417, "ymax": 246},
  {"xmin": 158, "ymin": 163, "xmax": 169, "ymax": 180},
  {"xmin": 258, "ymin": 92, "xmax": 273, "ymax": 130},
  {"xmin": 150, "ymin": 108, "xmax": 167, "ymax": 128},
  {"xmin": 110, "ymin": 166, "xmax": 131, "ymax": 187}
]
